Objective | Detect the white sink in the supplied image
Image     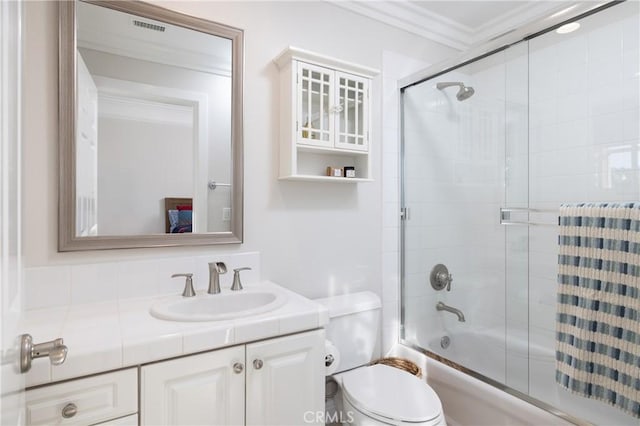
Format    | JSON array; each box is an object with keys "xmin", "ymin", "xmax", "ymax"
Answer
[{"xmin": 150, "ymin": 289, "xmax": 287, "ymax": 322}]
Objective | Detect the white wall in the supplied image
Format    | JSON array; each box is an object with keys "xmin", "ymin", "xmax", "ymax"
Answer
[{"xmin": 22, "ymin": 1, "xmax": 455, "ymax": 304}]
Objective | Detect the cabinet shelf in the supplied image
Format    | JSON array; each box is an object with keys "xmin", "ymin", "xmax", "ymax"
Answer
[{"xmin": 279, "ymin": 174, "xmax": 373, "ymax": 183}]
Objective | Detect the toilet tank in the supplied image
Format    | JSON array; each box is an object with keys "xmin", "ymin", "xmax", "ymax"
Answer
[{"xmin": 315, "ymin": 291, "xmax": 381, "ymax": 373}]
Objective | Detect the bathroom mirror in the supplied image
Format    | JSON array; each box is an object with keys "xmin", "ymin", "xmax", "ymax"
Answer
[{"xmin": 59, "ymin": 0, "xmax": 244, "ymax": 251}]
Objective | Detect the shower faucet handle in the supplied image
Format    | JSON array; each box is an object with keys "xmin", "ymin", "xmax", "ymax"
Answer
[
  {"xmin": 444, "ymin": 273, "xmax": 453, "ymax": 291},
  {"xmin": 430, "ymin": 264, "xmax": 453, "ymax": 292}
]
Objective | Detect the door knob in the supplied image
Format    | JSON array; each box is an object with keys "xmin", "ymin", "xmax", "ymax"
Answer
[
  {"xmin": 20, "ymin": 334, "xmax": 68, "ymax": 373},
  {"xmin": 233, "ymin": 362, "xmax": 244, "ymax": 374},
  {"xmin": 253, "ymin": 359, "xmax": 263, "ymax": 370}
]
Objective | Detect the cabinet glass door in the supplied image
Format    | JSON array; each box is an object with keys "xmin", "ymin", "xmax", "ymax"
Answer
[
  {"xmin": 336, "ymin": 72, "xmax": 368, "ymax": 151},
  {"xmin": 297, "ymin": 62, "xmax": 333, "ymax": 147}
]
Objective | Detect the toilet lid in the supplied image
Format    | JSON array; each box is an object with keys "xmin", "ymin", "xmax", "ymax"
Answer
[{"xmin": 341, "ymin": 364, "xmax": 442, "ymax": 423}]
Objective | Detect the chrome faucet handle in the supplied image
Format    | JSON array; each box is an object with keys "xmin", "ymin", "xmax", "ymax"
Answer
[
  {"xmin": 171, "ymin": 273, "xmax": 196, "ymax": 297},
  {"xmin": 230, "ymin": 267, "xmax": 251, "ymax": 291},
  {"xmin": 208, "ymin": 262, "xmax": 227, "ymax": 294}
]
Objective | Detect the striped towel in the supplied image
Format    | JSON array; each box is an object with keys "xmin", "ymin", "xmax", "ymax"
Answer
[{"xmin": 556, "ymin": 202, "xmax": 640, "ymax": 418}]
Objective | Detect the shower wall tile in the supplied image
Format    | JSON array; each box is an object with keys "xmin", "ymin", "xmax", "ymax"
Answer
[
  {"xmin": 557, "ymin": 61, "xmax": 587, "ymax": 97},
  {"xmin": 622, "ymin": 48, "xmax": 639, "ymax": 79},
  {"xmin": 590, "ymin": 111, "xmax": 625, "ymax": 144},
  {"xmin": 622, "ymin": 16, "xmax": 640, "ymax": 51},
  {"xmin": 588, "ymin": 57, "xmax": 623, "ymax": 87},
  {"xmin": 589, "ymin": 83, "xmax": 625, "ymax": 116},
  {"xmin": 531, "ymin": 148, "xmax": 590, "ymax": 177},
  {"xmin": 529, "ymin": 277, "xmax": 557, "ymax": 307},
  {"xmin": 622, "ymin": 109, "xmax": 640, "ymax": 140}
]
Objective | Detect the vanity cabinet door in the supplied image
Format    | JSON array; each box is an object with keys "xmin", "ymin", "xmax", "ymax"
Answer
[
  {"xmin": 141, "ymin": 346, "xmax": 245, "ymax": 426},
  {"xmin": 245, "ymin": 329, "xmax": 325, "ymax": 426}
]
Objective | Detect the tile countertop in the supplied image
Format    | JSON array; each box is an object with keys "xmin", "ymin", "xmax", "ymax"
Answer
[{"xmin": 19, "ymin": 281, "xmax": 329, "ymax": 387}]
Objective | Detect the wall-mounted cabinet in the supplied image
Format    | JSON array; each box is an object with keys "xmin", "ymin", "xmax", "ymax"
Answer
[{"xmin": 274, "ymin": 47, "xmax": 379, "ymax": 182}]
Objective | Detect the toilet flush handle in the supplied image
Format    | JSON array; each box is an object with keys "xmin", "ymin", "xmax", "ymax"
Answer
[{"xmin": 325, "ymin": 354, "xmax": 335, "ymax": 367}]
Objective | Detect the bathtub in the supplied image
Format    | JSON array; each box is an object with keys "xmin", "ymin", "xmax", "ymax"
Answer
[
  {"xmin": 426, "ymin": 328, "xmax": 555, "ymax": 392},
  {"xmin": 397, "ymin": 329, "xmax": 636, "ymax": 426},
  {"xmin": 389, "ymin": 344, "xmax": 573, "ymax": 426}
]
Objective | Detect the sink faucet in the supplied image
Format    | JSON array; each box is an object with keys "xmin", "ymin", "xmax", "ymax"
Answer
[
  {"xmin": 436, "ymin": 302, "xmax": 466, "ymax": 322},
  {"xmin": 208, "ymin": 262, "xmax": 227, "ymax": 294}
]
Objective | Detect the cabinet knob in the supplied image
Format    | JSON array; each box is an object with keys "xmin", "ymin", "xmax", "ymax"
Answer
[
  {"xmin": 253, "ymin": 359, "xmax": 263, "ymax": 370},
  {"xmin": 233, "ymin": 362, "xmax": 244, "ymax": 374},
  {"xmin": 61, "ymin": 402, "xmax": 78, "ymax": 419}
]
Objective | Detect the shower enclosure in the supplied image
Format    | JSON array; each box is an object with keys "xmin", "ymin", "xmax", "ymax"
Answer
[{"xmin": 400, "ymin": 2, "xmax": 639, "ymax": 425}]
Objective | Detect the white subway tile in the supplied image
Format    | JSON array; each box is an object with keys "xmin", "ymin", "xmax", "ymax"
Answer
[
  {"xmin": 622, "ymin": 16, "xmax": 640, "ymax": 52},
  {"xmin": 25, "ymin": 266, "xmax": 71, "ymax": 310},
  {"xmin": 70, "ymin": 263, "xmax": 119, "ymax": 305},
  {"xmin": 590, "ymin": 111, "xmax": 624, "ymax": 145}
]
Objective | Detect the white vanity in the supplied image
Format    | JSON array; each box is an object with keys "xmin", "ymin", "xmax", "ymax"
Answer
[{"xmin": 20, "ymin": 281, "xmax": 328, "ymax": 425}]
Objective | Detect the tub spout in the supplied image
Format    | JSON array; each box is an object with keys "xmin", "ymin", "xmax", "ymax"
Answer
[{"xmin": 436, "ymin": 302, "xmax": 466, "ymax": 322}]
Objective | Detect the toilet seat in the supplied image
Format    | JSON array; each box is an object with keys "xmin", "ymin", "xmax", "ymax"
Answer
[{"xmin": 340, "ymin": 364, "xmax": 444, "ymax": 424}]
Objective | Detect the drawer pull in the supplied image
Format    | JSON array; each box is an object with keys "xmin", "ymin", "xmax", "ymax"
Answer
[
  {"xmin": 233, "ymin": 362, "xmax": 244, "ymax": 374},
  {"xmin": 253, "ymin": 359, "xmax": 263, "ymax": 370},
  {"xmin": 61, "ymin": 403, "xmax": 77, "ymax": 419}
]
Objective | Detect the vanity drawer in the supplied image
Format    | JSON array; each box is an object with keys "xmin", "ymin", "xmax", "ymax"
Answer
[{"xmin": 25, "ymin": 368, "xmax": 137, "ymax": 426}]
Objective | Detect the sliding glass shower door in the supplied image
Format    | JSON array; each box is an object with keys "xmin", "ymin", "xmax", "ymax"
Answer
[
  {"xmin": 400, "ymin": 2, "xmax": 639, "ymax": 425},
  {"xmin": 401, "ymin": 43, "xmax": 529, "ymax": 390}
]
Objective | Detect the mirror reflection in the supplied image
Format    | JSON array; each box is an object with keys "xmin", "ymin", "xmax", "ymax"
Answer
[{"xmin": 75, "ymin": 1, "xmax": 233, "ymax": 236}]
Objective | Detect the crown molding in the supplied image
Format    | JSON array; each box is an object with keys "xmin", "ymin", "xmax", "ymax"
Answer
[
  {"xmin": 327, "ymin": 0, "xmax": 471, "ymax": 51},
  {"xmin": 326, "ymin": 1, "xmax": 575, "ymax": 52}
]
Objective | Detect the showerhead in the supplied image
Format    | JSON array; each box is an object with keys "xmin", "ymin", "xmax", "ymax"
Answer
[
  {"xmin": 436, "ymin": 81, "xmax": 475, "ymax": 101},
  {"xmin": 456, "ymin": 85, "xmax": 475, "ymax": 101}
]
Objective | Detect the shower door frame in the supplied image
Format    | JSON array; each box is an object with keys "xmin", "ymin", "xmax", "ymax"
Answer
[{"xmin": 397, "ymin": 2, "xmax": 623, "ymax": 425}]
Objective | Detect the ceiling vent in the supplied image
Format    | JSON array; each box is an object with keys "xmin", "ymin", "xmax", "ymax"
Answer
[{"xmin": 132, "ymin": 19, "xmax": 166, "ymax": 32}]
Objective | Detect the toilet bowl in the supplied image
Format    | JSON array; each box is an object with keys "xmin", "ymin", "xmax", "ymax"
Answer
[{"xmin": 316, "ymin": 292, "xmax": 446, "ymax": 426}]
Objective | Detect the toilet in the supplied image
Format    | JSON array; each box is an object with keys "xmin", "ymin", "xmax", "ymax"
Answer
[{"xmin": 316, "ymin": 292, "xmax": 446, "ymax": 426}]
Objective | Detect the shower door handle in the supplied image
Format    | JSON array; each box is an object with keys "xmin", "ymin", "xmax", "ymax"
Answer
[{"xmin": 499, "ymin": 207, "xmax": 556, "ymax": 226}]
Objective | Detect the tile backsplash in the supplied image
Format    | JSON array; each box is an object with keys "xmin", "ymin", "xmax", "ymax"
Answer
[{"xmin": 24, "ymin": 252, "xmax": 260, "ymax": 310}]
